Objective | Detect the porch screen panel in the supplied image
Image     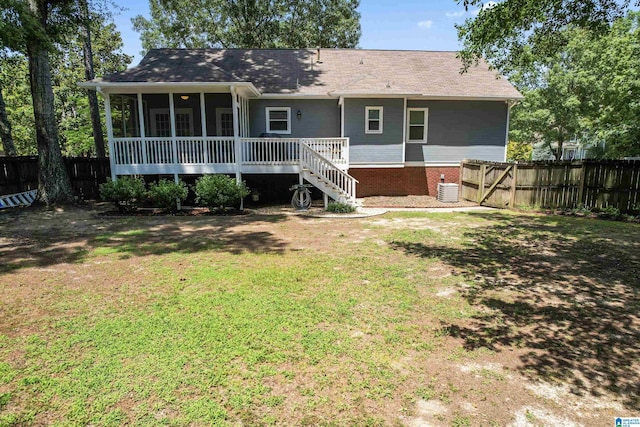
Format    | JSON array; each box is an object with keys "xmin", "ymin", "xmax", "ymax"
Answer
[
  {"xmin": 142, "ymin": 94, "xmax": 172, "ymax": 137},
  {"xmin": 109, "ymin": 94, "xmax": 140, "ymax": 138},
  {"xmin": 172, "ymin": 93, "xmax": 202, "ymax": 136},
  {"xmin": 204, "ymin": 93, "xmax": 233, "ymax": 137}
]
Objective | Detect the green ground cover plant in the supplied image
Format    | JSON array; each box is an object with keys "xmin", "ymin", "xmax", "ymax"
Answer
[{"xmin": 0, "ymin": 207, "xmax": 637, "ymax": 426}]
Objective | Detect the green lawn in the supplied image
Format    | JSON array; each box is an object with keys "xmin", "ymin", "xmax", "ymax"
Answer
[{"xmin": 0, "ymin": 207, "xmax": 638, "ymax": 426}]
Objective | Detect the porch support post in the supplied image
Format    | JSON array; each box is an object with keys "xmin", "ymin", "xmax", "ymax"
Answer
[
  {"xmin": 137, "ymin": 93, "xmax": 147, "ymax": 165},
  {"xmin": 299, "ymin": 173, "xmax": 304, "ymax": 208},
  {"xmin": 168, "ymin": 92, "xmax": 178, "ymax": 172},
  {"xmin": 103, "ymin": 90, "xmax": 116, "ymax": 181},
  {"xmin": 231, "ymin": 86, "xmax": 243, "ymax": 210},
  {"xmin": 200, "ymin": 92, "xmax": 208, "ymax": 163},
  {"xmin": 324, "ymin": 193, "xmax": 328, "ymax": 209}
]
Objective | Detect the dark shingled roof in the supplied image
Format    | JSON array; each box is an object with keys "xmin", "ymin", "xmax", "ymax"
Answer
[{"xmin": 97, "ymin": 48, "xmax": 522, "ymax": 99}]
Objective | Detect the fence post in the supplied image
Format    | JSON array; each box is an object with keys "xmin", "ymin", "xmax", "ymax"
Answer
[
  {"xmin": 510, "ymin": 164, "xmax": 518, "ymax": 208},
  {"xmin": 477, "ymin": 163, "xmax": 486, "ymax": 204},
  {"xmin": 577, "ymin": 162, "xmax": 587, "ymax": 207},
  {"xmin": 458, "ymin": 159, "xmax": 465, "ymax": 200}
]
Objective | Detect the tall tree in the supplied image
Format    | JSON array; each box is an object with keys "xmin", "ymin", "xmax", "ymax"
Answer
[
  {"xmin": 1, "ymin": 0, "xmax": 74, "ymax": 203},
  {"xmin": 507, "ymin": 13, "xmax": 640, "ymax": 159},
  {"xmin": 0, "ymin": 54, "xmax": 36, "ymax": 154},
  {"xmin": 0, "ymin": 85, "xmax": 17, "ymax": 156},
  {"xmin": 132, "ymin": 0, "xmax": 361, "ymax": 51},
  {"xmin": 78, "ymin": 0, "xmax": 104, "ymax": 157},
  {"xmin": 0, "ymin": 10, "xmax": 130, "ymax": 156},
  {"xmin": 456, "ymin": 0, "xmax": 637, "ymax": 73},
  {"xmin": 26, "ymin": 0, "xmax": 74, "ymax": 203}
]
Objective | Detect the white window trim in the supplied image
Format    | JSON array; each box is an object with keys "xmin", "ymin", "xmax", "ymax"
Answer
[
  {"xmin": 265, "ymin": 107, "xmax": 291, "ymax": 134},
  {"xmin": 365, "ymin": 106, "xmax": 383, "ymax": 134},
  {"xmin": 406, "ymin": 108, "xmax": 428, "ymax": 143}
]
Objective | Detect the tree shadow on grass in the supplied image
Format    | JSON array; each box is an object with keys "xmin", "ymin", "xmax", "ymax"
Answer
[
  {"xmin": 390, "ymin": 212, "xmax": 640, "ymax": 409},
  {"xmin": 0, "ymin": 207, "xmax": 290, "ymax": 274}
]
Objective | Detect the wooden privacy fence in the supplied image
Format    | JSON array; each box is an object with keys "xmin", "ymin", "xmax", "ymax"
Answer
[
  {"xmin": 0, "ymin": 156, "xmax": 111, "ymax": 199},
  {"xmin": 460, "ymin": 159, "xmax": 640, "ymax": 213}
]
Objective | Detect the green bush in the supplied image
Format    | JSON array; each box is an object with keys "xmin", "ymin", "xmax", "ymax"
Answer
[
  {"xmin": 99, "ymin": 177, "xmax": 146, "ymax": 212},
  {"xmin": 598, "ymin": 205, "xmax": 621, "ymax": 219},
  {"xmin": 326, "ymin": 202, "xmax": 356, "ymax": 213},
  {"xmin": 147, "ymin": 179, "xmax": 188, "ymax": 213},
  {"xmin": 194, "ymin": 175, "xmax": 249, "ymax": 211}
]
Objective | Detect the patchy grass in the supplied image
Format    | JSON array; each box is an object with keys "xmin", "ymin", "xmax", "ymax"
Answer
[{"xmin": 0, "ymin": 205, "xmax": 638, "ymax": 426}]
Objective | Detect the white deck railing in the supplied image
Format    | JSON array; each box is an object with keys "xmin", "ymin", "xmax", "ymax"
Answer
[
  {"xmin": 300, "ymin": 142, "xmax": 357, "ymax": 203},
  {"xmin": 111, "ymin": 137, "xmax": 348, "ymax": 168}
]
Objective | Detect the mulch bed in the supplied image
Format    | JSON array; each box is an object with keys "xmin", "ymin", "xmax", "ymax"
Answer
[
  {"xmin": 361, "ymin": 195, "xmax": 477, "ymax": 208},
  {"xmin": 96, "ymin": 207, "xmax": 253, "ymax": 217}
]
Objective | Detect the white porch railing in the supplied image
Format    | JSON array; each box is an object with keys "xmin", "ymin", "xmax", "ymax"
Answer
[
  {"xmin": 113, "ymin": 137, "xmax": 236, "ymax": 165},
  {"xmin": 111, "ymin": 137, "xmax": 349, "ymax": 168},
  {"xmin": 300, "ymin": 142, "xmax": 357, "ymax": 203},
  {"xmin": 110, "ymin": 136, "xmax": 357, "ymax": 204}
]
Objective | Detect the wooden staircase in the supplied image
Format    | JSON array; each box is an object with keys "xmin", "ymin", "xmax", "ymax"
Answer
[{"xmin": 300, "ymin": 142, "xmax": 358, "ymax": 205}]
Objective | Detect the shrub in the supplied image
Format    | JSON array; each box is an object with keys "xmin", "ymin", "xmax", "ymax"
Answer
[
  {"xmin": 194, "ymin": 175, "xmax": 249, "ymax": 211},
  {"xmin": 326, "ymin": 202, "xmax": 356, "ymax": 213},
  {"xmin": 571, "ymin": 204, "xmax": 592, "ymax": 216},
  {"xmin": 147, "ymin": 179, "xmax": 188, "ymax": 213},
  {"xmin": 598, "ymin": 205, "xmax": 621, "ymax": 219},
  {"xmin": 99, "ymin": 177, "xmax": 146, "ymax": 212}
]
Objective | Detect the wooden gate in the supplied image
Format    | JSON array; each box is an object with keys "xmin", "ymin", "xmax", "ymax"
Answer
[{"xmin": 460, "ymin": 159, "xmax": 640, "ymax": 213}]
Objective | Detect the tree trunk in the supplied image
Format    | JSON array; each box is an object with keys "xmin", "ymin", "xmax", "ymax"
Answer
[
  {"xmin": 555, "ymin": 135, "xmax": 564, "ymax": 161},
  {"xmin": 27, "ymin": 0, "xmax": 73, "ymax": 204},
  {"xmin": 0, "ymin": 87, "xmax": 17, "ymax": 156},
  {"xmin": 79, "ymin": 0, "xmax": 105, "ymax": 158}
]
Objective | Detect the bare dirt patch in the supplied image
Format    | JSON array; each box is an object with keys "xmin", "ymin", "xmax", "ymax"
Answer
[{"xmin": 362, "ymin": 195, "xmax": 478, "ymax": 208}]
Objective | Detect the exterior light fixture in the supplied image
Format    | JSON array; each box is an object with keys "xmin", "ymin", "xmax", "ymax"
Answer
[
  {"xmin": 297, "ymin": 109, "xmax": 302, "ymax": 119},
  {"xmin": 180, "ymin": 95, "xmax": 189, "ymax": 100}
]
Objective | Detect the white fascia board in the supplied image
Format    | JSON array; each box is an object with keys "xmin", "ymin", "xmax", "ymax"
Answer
[
  {"xmin": 259, "ymin": 93, "xmax": 335, "ymax": 99},
  {"xmin": 349, "ymin": 163, "xmax": 405, "ymax": 168},
  {"xmin": 78, "ymin": 81, "xmax": 261, "ymax": 97},
  {"xmin": 411, "ymin": 95, "xmax": 524, "ymax": 101},
  {"xmin": 404, "ymin": 161, "xmax": 461, "ymax": 167},
  {"xmin": 332, "ymin": 93, "xmax": 421, "ymax": 98}
]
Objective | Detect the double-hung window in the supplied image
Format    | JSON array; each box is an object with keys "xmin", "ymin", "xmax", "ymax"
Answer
[
  {"xmin": 365, "ymin": 106, "xmax": 383, "ymax": 134},
  {"xmin": 407, "ymin": 108, "xmax": 428, "ymax": 143},
  {"xmin": 265, "ymin": 107, "xmax": 291, "ymax": 134}
]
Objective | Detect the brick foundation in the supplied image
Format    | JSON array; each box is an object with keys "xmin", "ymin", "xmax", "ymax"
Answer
[{"xmin": 349, "ymin": 166, "xmax": 460, "ymax": 197}]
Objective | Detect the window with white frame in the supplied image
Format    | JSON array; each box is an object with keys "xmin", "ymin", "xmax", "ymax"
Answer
[
  {"xmin": 407, "ymin": 108, "xmax": 428, "ymax": 142},
  {"xmin": 265, "ymin": 107, "xmax": 291, "ymax": 134},
  {"xmin": 365, "ymin": 106, "xmax": 383, "ymax": 134}
]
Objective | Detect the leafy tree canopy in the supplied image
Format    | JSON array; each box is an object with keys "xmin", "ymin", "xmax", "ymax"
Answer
[
  {"xmin": 456, "ymin": 0, "xmax": 637, "ymax": 73},
  {"xmin": 507, "ymin": 12, "xmax": 640, "ymax": 159},
  {"xmin": 0, "ymin": 12, "xmax": 131, "ymax": 156},
  {"xmin": 132, "ymin": 0, "xmax": 361, "ymax": 51}
]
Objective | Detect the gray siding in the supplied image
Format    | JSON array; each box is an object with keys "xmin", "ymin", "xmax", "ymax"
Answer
[
  {"xmin": 344, "ymin": 98, "xmax": 404, "ymax": 164},
  {"xmin": 405, "ymin": 100, "xmax": 507, "ymax": 163},
  {"xmin": 249, "ymin": 99, "xmax": 340, "ymax": 138}
]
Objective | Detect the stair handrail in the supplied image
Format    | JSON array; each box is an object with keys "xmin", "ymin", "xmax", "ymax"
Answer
[{"xmin": 300, "ymin": 141, "xmax": 358, "ymax": 202}]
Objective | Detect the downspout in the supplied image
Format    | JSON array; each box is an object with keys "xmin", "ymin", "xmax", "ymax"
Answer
[
  {"xmin": 402, "ymin": 97, "xmax": 407, "ymax": 165},
  {"xmin": 504, "ymin": 100, "xmax": 516, "ymax": 162}
]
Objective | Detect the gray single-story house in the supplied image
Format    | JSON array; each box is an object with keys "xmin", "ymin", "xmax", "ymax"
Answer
[{"xmin": 81, "ymin": 48, "xmax": 522, "ymax": 204}]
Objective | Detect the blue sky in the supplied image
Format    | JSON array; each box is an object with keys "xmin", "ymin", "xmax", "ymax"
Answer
[{"xmin": 112, "ymin": 0, "xmax": 480, "ymax": 66}]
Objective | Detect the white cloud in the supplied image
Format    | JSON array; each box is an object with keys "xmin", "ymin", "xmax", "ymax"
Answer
[
  {"xmin": 445, "ymin": 11, "xmax": 465, "ymax": 18},
  {"xmin": 417, "ymin": 20, "xmax": 434, "ymax": 29}
]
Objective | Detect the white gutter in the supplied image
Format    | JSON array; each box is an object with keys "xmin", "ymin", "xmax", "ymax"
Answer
[{"xmin": 78, "ymin": 81, "xmax": 262, "ymax": 97}]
